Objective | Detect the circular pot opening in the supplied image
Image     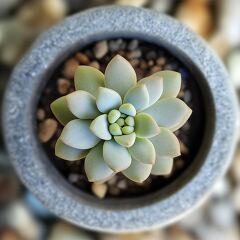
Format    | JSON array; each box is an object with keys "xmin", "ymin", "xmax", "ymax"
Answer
[{"xmin": 35, "ymin": 36, "xmax": 214, "ymax": 206}]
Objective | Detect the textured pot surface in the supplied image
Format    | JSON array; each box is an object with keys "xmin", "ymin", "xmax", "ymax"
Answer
[{"xmin": 3, "ymin": 6, "xmax": 238, "ymax": 232}]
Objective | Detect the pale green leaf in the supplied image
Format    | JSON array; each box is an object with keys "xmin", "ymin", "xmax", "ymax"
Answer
[
  {"xmin": 114, "ymin": 133, "xmax": 136, "ymax": 147},
  {"xmin": 66, "ymin": 90, "xmax": 100, "ymax": 119},
  {"xmin": 135, "ymin": 113, "xmax": 160, "ymax": 138},
  {"xmin": 90, "ymin": 114, "xmax": 111, "ymax": 140},
  {"xmin": 128, "ymin": 138, "xmax": 156, "ymax": 164},
  {"xmin": 138, "ymin": 74, "xmax": 163, "ymax": 107},
  {"xmin": 85, "ymin": 142, "xmax": 114, "ymax": 182},
  {"xmin": 105, "ymin": 55, "xmax": 137, "ymax": 97},
  {"xmin": 144, "ymin": 98, "xmax": 192, "ymax": 131},
  {"xmin": 119, "ymin": 103, "xmax": 136, "ymax": 117},
  {"xmin": 123, "ymin": 84, "xmax": 149, "ymax": 111},
  {"xmin": 150, "ymin": 128, "xmax": 180, "ymax": 157},
  {"xmin": 109, "ymin": 123, "xmax": 122, "ymax": 136},
  {"xmin": 96, "ymin": 87, "xmax": 122, "ymax": 113},
  {"xmin": 122, "ymin": 157, "xmax": 152, "ymax": 183},
  {"xmin": 107, "ymin": 109, "xmax": 121, "ymax": 124},
  {"xmin": 151, "ymin": 156, "xmax": 173, "ymax": 175},
  {"xmin": 153, "ymin": 70, "xmax": 181, "ymax": 98},
  {"xmin": 60, "ymin": 119, "xmax": 100, "ymax": 149},
  {"xmin": 74, "ymin": 66, "xmax": 105, "ymax": 96},
  {"xmin": 103, "ymin": 140, "xmax": 131, "ymax": 172},
  {"xmin": 55, "ymin": 139, "xmax": 88, "ymax": 161},
  {"xmin": 50, "ymin": 96, "xmax": 76, "ymax": 126}
]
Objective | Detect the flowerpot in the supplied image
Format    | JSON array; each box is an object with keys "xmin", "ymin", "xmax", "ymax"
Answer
[{"xmin": 3, "ymin": 6, "xmax": 238, "ymax": 232}]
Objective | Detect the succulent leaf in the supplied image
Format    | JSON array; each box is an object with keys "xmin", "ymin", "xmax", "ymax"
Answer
[
  {"xmin": 122, "ymin": 126, "xmax": 134, "ymax": 135},
  {"xmin": 60, "ymin": 119, "xmax": 100, "ymax": 149},
  {"xmin": 153, "ymin": 70, "xmax": 181, "ymax": 99},
  {"xmin": 150, "ymin": 128, "xmax": 180, "ymax": 157},
  {"xmin": 96, "ymin": 87, "xmax": 122, "ymax": 113},
  {"xmin": 55, "ymin": 139, "xmax": 88, "ymax": 161},
  {"xmin": 116, "ymin": 118, "xmax": 125, "ymax": 127},
  {"xmin": 74, "ymin": 66, "xmax": 105, "ymax": 96},
  {"xmin": 85, "ymin": 142, "xmax": 114, "ymax": 182},
  {"xmin": 114, "ymin": 133, "xmax": 136, "ymax": 147},
  {"xmin": 105, "ymin": 55, "xmax": 137, "ymax": 97},
  {"xmin": 128, "ymin": 138, "xmax": 156, "ymax": 164},
  {"xmin": 108, "ymin": 109, "xmax": 121, "ymax": 124},
  {"xmin": 90, "ymin": 114, "xmax": 112, "ymax": 140},
  {"xmin": 125, "ymin": 116, "xmax": 135, "ymax": 126},
  {"xmin": 135, "ymin": 113, "xmax": 160, "ymax": 138},
  {"xmin": 103, "ymin": 140, "xmax": 132, "ymax": 172},
  {"xmin": 109, "ymin": 123, "xmax": 122, "ymax": 136},
  {"xmin": 144, "ymin": 98, "xmax": 192, "ymax": 131},
  {"xmin": 122, "ymin": 157, "xmax": 152, "ymax": 183},
  {"xmin": 119, "ymin": 103, "xmax": 136, "ymax": 117},
  {"xmin": 66, "ymin": 90, "xmax": 100, "ymax": 119},
  {"xmin": 138, "ymin": 75, "xmax": 163, "ymax": 107},
  {"xmin": 151, "ymin": 156, "xmax": 173, "ymax": 175},
  {"xmin": 123, "ymin": 84, "xmax": 149, "ymax": 111},
  {"xmin": 50, "ymin": 96, "xmax": 76, "ymax": 126}
]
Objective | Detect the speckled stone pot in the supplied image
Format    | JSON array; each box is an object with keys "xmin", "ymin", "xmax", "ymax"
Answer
[{"xmin": 3, "ymin": 6, "xmax": 239, "ymax": 233}]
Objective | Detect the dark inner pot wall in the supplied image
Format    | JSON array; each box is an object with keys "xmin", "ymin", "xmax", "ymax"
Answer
[{"xmin": 37, "ymin": 38, "xmax": 206, "ymax": 199}]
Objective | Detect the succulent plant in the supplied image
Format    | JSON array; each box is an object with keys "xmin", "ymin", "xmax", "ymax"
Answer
[{"xmin": 51, "ymin": 55, "xmax": 192, "ymax": 183}]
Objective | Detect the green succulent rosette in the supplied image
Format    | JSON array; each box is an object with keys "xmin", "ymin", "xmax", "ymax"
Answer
[{"xmin": 51, "ymin": 55, "xmax": 192, "ymax": 183}]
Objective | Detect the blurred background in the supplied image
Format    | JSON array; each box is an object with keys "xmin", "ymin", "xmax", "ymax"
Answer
[{"xmin": 0, "ymin": 0, "xmax": 240, "ymax": 239}]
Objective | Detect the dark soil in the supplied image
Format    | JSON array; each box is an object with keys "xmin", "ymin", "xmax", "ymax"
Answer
[{"xmin": 37, "ymin": 38, "xmax": 205, "ymax": 199}]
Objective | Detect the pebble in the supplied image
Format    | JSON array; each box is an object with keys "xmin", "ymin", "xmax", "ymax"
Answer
[
  {"xmin": 127, "ymin": 50, "xmax": 142, "ymax": 59},
  {"xmin": 212, "ymin": 178, "xmax": 231, "ymax": 198},
  {"xmin": 148, "ymin": 60, "xmax": 154, "ymax": 67},
  {"xmin": 109, "ymin": 39, "xmax": 123, "ymax": 52},
  {"xmin": 4, "ymin": 201, "xmax": 41, "ymax": 240},
  {"xmin": 100, "ymin": 230, "xmax": 163, "ymax": 240},
  {"xmin": 49, "ymin": 222, "xmax": 93, "ymax": 240},
  {"xmin": 0, "ymin": 228, "xmax": 23, "ymax": 240},
  {"xmin": 57, "ymin": 78, "xmax": 70, "ymax": 95},
  {"xmin": 117, "ymin": 180, "xmax": 127, "ymax": 189},
  {"xmin": 75, "ymin": 52, "xmax": 90, "ymax": 64},
  {"xmin": 36, "ymin": 108, "xmax": 45, "ymax": 121},
  {"xmin": 227, "ymin": 50, "xmax": 240, "ymax": 88},
  {"xmin": 128, "ymin": 40, "xmax": 139, "ymax": 51},
  {"xmin": 38, "ymin": 118, "xmax": 58, "ymax": 143},
  {"xmin": 146, "ymin": 51, "xmax": 157, "ymax": 60},
  {"xmin": 62, "ymin": 58, "xmax": 79, "ymax": 79},
  {"xmin": 107, "ymin": 175, "xmax": 118, "ymax": 186},
  {"xmin": 91, "ymin": 183, "xmax": 108, "ymax": 199},
  {"xmin": 150, "ymin": 66, "xmax": 161, "ymax": 74},
  {"xmin": 208, "ymin": 199, "xmax": 236, "ymax": 228},
  {"xmin": 180, "ymin": 141, "xmax": 189, "ymax": 155},
  {"xmin": 0, "ymin": 173, "xmax": 20, "ymax": 205},
  {"xmin": 115, "ymin": 0, "xmax": 148, "ymax": 7},
  {"xmin": 232, "ymin": 186, "xmax": 240, "ymax": 213},
  {"xmin": 176, "ymin": 0, "xmax": 213, "ymax": 38},
  {"xmin": 93, "ymin": 41, "xmax": 108, "ymax": 59},
  {"xmin": 167, "ymin": 226, "xmax": 194, "ymax": 240},
  {"xmin": 230, "ymin": 148, "xmax": 240, "ymax": 182},
  {"xmin": 150, "ymin": 0, "xmax": 173, "ymax": 12},
  {"xmin": 89, "ymin": 61, "xmax": 100, "ymax": 70},
  {"xmin": 129, "ymin": 59, "xmax": 140, "ymax": 67},
  {"xmin": 156, "ymin": 57, "xmax": 166, "ymax": 66},
  {"xmin": 195, "ymin": 223, "xmax": 239, "ymax": 240}
]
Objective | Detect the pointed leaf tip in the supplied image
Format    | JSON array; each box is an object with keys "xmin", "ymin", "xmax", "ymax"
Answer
[
  {"xmin": 105, "ymin": 55, "xmax": 137, "ymax": 97},
  {"xmin": 74, "ymin": 66, "xmax": 105, "ymax": 96},
  {"xmin": 50, "ymin": 96, "xmax": 76, "ymax": 126},
  {"xmin": 90, "ymin": 114, "xmax": 112, "ymax": 140},
  {"xmin": 135, "ymin": 113, "xmax": 160, "ymax": 138}
]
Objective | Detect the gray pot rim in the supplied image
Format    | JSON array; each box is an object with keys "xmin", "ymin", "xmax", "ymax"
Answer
[{"xmin": 3, "ymin": 6, "xmax": 239, "ymax": 233}]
